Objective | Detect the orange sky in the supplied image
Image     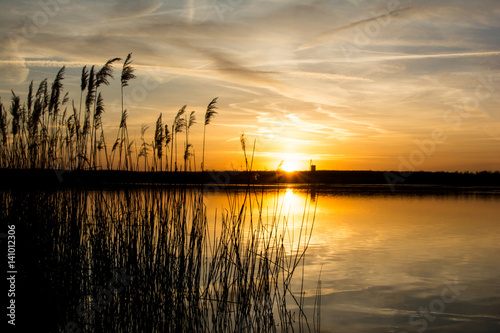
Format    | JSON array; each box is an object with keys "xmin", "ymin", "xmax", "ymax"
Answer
[{"xmin": 1, "ymin": 0, "xmax": 500, "ymax": 171}]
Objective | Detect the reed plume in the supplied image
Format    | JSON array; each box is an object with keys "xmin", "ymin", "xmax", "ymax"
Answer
[
  {"xmin": 48, "ymin": 67, "xmax": 66, "ymax": 165},
  {"xmin": 184, "ymin": 143, "xmax": 193, "ymax": 170},
  {"xmin": 172, "ymin": 106, "xmax": 186, "ymax": 172},
  {"xmin": 184, "ymin": 111, "xmax": 196, "ymax": 171},
  {"xmin": 27, "ymin": 81, "xmax": 33, "ymax": 117},
  {"xmin": 49, "ymin": 66, "xmax": 65, "ymax": 120},
  {"xmin": 164, "ymin": 124, "xmax": 171, "ymax": 172},
  {"xmin": 91, "ymin": 58, "xmax": 120, "ymax": 169},
  {"xmin": 80, "ymin": 66, "xmax": 89, "ymax": 92},
  {"xmin": 0, "ymin": 99, "xmax": 7, "ymax": 167},
  {"xmin": 93, "ymin": 93, "xmax": 109, "ymax": 169},
  {"xmin": 154, "ymin": 114, "xmax": 164, "ymax": 172},
  {"xmin": 83, "ymin": 66, "xmax": 95, "ymax": 166},
  {"xmin": 114, "ymin": 53, "xmax": 135, "ymax": 171},
  {"xmin": 75, "ymin": 66, "xmax": 88, "ymax": 168},
  {"xmin": 34, "ymin": 79, "xmax": 49, "ymax": 168},
  {"xmin": 139, "ymin": 124, "xmax": 150, "ymax": 171},
  {"xmin": 9, "ymin": 90, "xmax": 22, "ymax": 165},
  {"xmin": 111, "ymin": 109, "xmax": 130, "ymax": 170},
  {"xmin": 96, "ymin": 58, "xmax": 121, "ymax": 87},
  {"xmin": 29, "ymin": 95, "xmax": 43, "ymax": 168},
  {"xmin": 121, "ymin": 53, "xmax": 136, "ymax": 88},
  {"xmin": 202, "ymin": 97, "xmax": 218, "ymax": 172},
  {"xmin": 94, "ymin": 93, "xmax": 105, "ymax": 123},
  {"xmin": 10, "ymin": 91, "xmax": 21, "ymax": 138},
  {"xmin": 0, "ymin": 100, "xmax": 6, "ymax": 144},
  {"xmin": 240, "ymin": 132, "xmax": 248, "ymax": 171}
]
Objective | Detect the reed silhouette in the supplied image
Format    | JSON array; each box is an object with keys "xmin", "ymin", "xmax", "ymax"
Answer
[
  {"xmin": 0, "ymin": 54, "xmax": 321, "ymax": 332},
  {"xmin": 0, "ymin": 55, "xmax": 218, "ymax": 173},
  {"xmin": 2, "ymin": 182, "xmax": 319, "ymax": 332}
]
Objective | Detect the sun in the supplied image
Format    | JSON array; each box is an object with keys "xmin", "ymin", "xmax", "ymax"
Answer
[{"xmin": 281, "ymin": 160, "xmax": 299, "ymax": 172}]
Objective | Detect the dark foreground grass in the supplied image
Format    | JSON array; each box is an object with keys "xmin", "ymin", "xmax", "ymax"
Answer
[{"xmin": 1, "ymin": 184, "xmax": 318, "ymax": 332}]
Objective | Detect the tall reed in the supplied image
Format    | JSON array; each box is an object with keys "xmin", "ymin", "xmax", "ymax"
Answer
[
  {"xmin": 116, "ymin": 53, "xmax": 135, "ymax": 171},
  {"xmin": 0, "ymin": 55, "xmax": 219, "ymax": 172},
  {"xmin": 202, "ymin": 97, "xmax": 218, "ymax": 172},
  {"xmin": 0, "ymin": 183, "xmax": 318, "ymax": 332},
  {"xmin": 172, "ymin": 106, "xmax": 186, "ymax": 172},
  {"xmin": 154, "ymin": 113, "xmax": 164, "ymax": 172},
  {"xmin": 184, "ymin": 110, "xmax": 196, "ymax": 171}
]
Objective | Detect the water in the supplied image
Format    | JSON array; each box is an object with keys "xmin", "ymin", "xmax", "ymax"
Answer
[
  {"xmin": 4, "ymin": 186, "xmax": 500, "ymax": 332},
  {"xmin": 214, "ymin": 187, "xmax": 500, "ymax": 332}
]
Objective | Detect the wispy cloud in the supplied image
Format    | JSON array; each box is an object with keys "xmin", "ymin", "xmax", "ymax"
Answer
[
  {"xmin": 296, "ymin": 6, "xmax": 420, "ymax": 51},
  {"xmin": 1, "ymin": 0, "xmax": 499, "ymax": 170},
  {"xmin": 347, "ymin": 51, "xmax": 500, "ymax": 63}
]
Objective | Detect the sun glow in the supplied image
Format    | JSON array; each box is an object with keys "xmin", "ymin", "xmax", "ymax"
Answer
[
  {"xmin": 281, "ymin": 159, "xmax": 299, "ymax": 172},
  {"xmin": 276, "ymin": 152, "xmax": 306, "ymax": 172}
]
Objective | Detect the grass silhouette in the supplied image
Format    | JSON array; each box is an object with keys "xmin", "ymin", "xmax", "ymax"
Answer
[
  {"xmin": 1, "ymin": 180, "xmax": 319, "ymax": 332},
  {"xmin": 0, "ymin": 55, "xmax": 217, "ymax": 173}
]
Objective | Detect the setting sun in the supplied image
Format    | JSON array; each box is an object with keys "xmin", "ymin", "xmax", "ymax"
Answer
[
  {"xmin": 282, "ymin": 160, "xmax": 299, "ymax": 172},
  {"xmin": 2, "ymin": 1, "xmax": 500, "ymax": 332},
  {"xmin": 277, "ymin": 153, "xmax": 307, "ymax": 172}
]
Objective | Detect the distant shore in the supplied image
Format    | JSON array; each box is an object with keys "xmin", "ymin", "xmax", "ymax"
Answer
[{"xmin": 1, "ymin": 169, "xmax": 500, "ymax": 190}]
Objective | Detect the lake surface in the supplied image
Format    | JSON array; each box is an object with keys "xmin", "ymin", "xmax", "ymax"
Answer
[
  {"xmin": 4, "ymin": 186, "xmax": 500, "ymax": 332},
  {"xmin": 203, "ymin": 186, "xmax": 500, "ymax": 332}
]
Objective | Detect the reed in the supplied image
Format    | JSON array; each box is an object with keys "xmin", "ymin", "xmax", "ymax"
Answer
[
  {"xmin": 82, "ymin": 65, "xmax": 95, "ymax": 168},
  {"xmin": 0, "ymin": 55, "xmax": 219, "ymax": 172},
  {"xmin": 202, "ymin": 97, "xmax": 218, "ymax": 172},
  {"xmin": 92, "ymin": 57, "xmax": 120, "ymax": 169},
  {"xmin": 0, "ymin": 98, "xmax": 8, "ymax": 167},
  {"xmin": 154, "ymin": 113, "xmax": 164, "ymax": 172},
  {"xmin": 118, "ymin": 53, "xmax": 135, "ymax": 171},
  {"xmin": 184, "ymin": 110, "xmax": 196, "ymax": 171},
  {"xmin": 164, "ymin": 124, "xmax": 171, "ymax": 172},
  {"xmin": 172, "ymin": 106, "xmax": 186, "ymax": 172},
  {"xmin": 1, "ymin": 182, "xmax": 318, "ymax": 332},
  {"xmin": 0, "ymin": 81, "xmax": 321, "ymax": 329},
  {"xmin": 138, "ymin": 124, "xmax": 150, "ymax": 171}
]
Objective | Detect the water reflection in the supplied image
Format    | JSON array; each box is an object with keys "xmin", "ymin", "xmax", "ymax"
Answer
[
  {"xmin": 245, "ymin": 188, "xmax": 500, "ymax": 333},
  {"xmin": 3, "ymin": 187, "xmax": 500, "ymax": 332},
  {"xmin": 200, "ymin": 186, "xmax": 500, "ymax": 331}
]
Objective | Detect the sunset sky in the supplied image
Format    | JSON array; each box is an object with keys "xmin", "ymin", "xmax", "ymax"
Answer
[{"xmin": 1, "ymin": 0, "xmax": 499, "ymax": 171}]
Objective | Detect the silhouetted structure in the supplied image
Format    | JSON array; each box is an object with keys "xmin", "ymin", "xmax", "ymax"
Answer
[{"xmin": 310, "ymin": 159, "xmax": 316, "ymax": 172}]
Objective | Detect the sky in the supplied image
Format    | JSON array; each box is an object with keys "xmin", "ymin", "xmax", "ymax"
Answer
[{"xmin": 1, "ymin": 0, "xmax": 500, "ymax": 171}]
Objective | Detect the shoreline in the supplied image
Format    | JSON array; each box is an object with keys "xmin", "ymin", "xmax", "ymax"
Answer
[{"xmin": 1, "ymin": 169, "xmax": 500, "ymax": 191}]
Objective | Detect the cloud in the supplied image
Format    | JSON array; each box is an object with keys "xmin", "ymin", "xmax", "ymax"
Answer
[
  {"xmin": 266, "ymin": 71, "xmax": 372, "ymax": 82},
  {"xmin": 347, "ymin": 50, "xmax": 500, "ymax": 63},
  {"xmin": 0, "ymin": 0, "xmax": 499, "ymax": 170},
  {"xmin": 0, "ymin": 59, "xmax": 87, "ymax": 68},
  {"xmin": 0, "ymin": 40, "xmax": 29, "ymax": 84},
  {"xmin": 164, "ymin": 38, "xmax": 286, "ymax": 91},
  {"xmin": 296, "ymin": 6, "xmax": 420, "ymax": 51},
  {"xmin": 108, "ymin": 0, "xmax": 163, "ymax": 19},
  {"xmin": 0, "ymin": 59, "xmax": 29, "ymax": 84}
]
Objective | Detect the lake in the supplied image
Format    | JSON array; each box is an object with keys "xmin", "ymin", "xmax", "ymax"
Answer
[
  {"xmin": 4, "ymin": 186, "xmax": 500, "ymax": 332},
  {"xmin": 223, "ymin": 189, "xmax": 500, "ymax": 332},
  {"xmin": 211, "ymin": 186, "xmax": 500, "ymax": 333}
]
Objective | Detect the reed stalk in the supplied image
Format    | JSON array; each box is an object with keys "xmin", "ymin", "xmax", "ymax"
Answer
[
  {"xmin": 0, "ymin": 56, "xmax": 219, "ymax": 173},
  {"xmin": 202, "ymin": 97, "xmax": 218, "ymax": 173}
]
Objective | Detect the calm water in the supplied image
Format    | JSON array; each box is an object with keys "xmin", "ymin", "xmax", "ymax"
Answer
[
  {"xmin": 5, "ymin": 186, "xmax": 500, "ymax": 332},
  {"xmin": 204, "ymin": 187, "xmax": 500, "ymax": 332}
]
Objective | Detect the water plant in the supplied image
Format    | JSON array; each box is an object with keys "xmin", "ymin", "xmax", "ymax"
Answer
[
  {"xmin": 0, "ymin": 55, "xmax": 218, "ymax": 172},
  {"xmin": 1, "ymin": 182, "xmax": 318, "ymax": 332}
]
